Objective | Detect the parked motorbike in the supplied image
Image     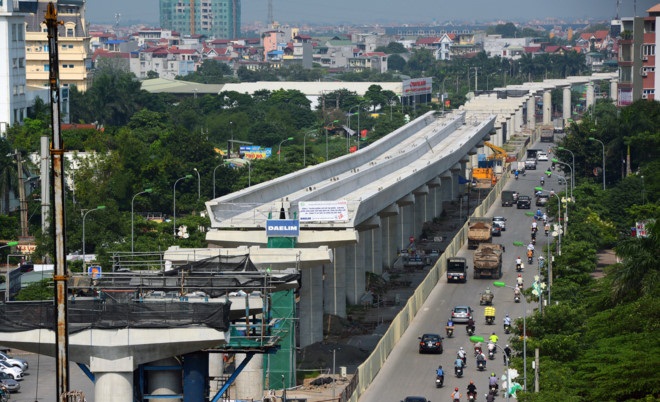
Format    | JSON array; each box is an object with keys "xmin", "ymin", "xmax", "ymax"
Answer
[{"xmin": 435, "ymin": 374, "xmax": 444, "ymax": 388}]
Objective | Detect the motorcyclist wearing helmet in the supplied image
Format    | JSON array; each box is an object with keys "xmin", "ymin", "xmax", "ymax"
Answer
[
  {"xmin": 454, "ymin": 357, "xmax": 464, "ymax": 375},
  {"xmin": 484, "ymin": 286, "xmax": 492, "ymax": 295},
  {"xmin": 476, "ymin": 350, "xmax": 486, "ymax": 367},
  {"xmin": 489, "ymin": 373, "xmax": 498, "ymax": 387},
  {"xmin": 503, "ymin": 314, "xmax": 512, "ymax": 328},
  {"xmin": 466, "ymin": 317, "xmax": 476, "ymax": 334},
  {"xmin": 489, "ymin": 332, "xmax": 499, "ymax": 344},
  {"xmin": 466, "ymin": 380, "xmax": 477, "ymax": 398},
  {"xmin": 436, "ymin": 365, "xmax": 444, "ymax": 385},
  {"xmin": 451, "ymin": 387, "xmax": 461, "ymax": 401}
]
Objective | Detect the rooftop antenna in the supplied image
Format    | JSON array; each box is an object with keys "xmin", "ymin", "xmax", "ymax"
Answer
[
  {"xmin": 114, "ymin": 12, "xmax": 121, "ymax": 30},
  {"xmin": 616, "ymin": 0, "xmax": 620, "ymax": 19}
]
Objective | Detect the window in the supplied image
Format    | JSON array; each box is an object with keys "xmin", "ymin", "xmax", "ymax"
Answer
[
  {"xmin": 19, "ymin": 58, "xmax": 24, "ymax": 68},
  {"xmin": 44, "ymin": 64, "xmax": 50, "ymax": 72},
  {"xmin": 62, "ymin": 64, "xmax": 68, "ymax": 68},
  {"xmin": 66, "ymin": 28, "xmax": 74, "ymax": 37},
  {"xmin": 69, "ymin": 64, "xmax": 74, "ymax": 68},
  {"xmin": 12, "ymin": 24, "xmax": 17, "ymax": 41}
]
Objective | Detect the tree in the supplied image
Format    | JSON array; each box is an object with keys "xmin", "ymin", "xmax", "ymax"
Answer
[
  {"xmin": 387, "ymin": 54, "xmax": 406, "ymax": 72},
  {"xmin": 374, "ymin": 42, "xmax": 407, "ymax": 54}
]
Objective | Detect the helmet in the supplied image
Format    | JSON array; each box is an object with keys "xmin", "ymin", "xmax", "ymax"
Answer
[
  {"xmin": 439, "ymin": 365, "xmax": 442, "ymax": 369},
  {"xmin": 460, "ymin": 347, "xmax": 464, "ymax": 351},
  {"xmin": 492, "ymin": 332, "xmax": 496, "ymax": 335},
  {"xmin": 505, "ymin": 313, "xmax": 509, "ymax": 317},
  {"xmin": 506, "ymin": 345, "xmax": 509, "ymax": 347},
  {"xmin": 491, "ymin": 372, "xmax": 495, "ymax": 376},
  {"xmin": 455, "ymin": 387, "xmax": 459, "ymax": 391}
]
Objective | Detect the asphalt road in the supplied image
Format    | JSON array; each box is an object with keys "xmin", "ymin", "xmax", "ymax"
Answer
[
  {"xmin": 6, "ymin": 352, "xmax": 95, "ymax": 401},
  {"xmin": 360, "ymin": 145, "xmax": 558, "ymax": 402}
]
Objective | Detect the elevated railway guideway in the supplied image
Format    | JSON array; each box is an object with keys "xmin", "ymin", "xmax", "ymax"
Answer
[{"xmin": 205, "ymin": 110, "xmax": 496, "ymax": 347}]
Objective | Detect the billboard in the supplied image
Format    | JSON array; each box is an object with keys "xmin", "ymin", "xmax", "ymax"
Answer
[
  {"xmin": 402, "ymin": 77, "xmax": 433, "ymax": 96},
  {"xmin": 266, "ymin": 219, "xmax": 300, "ymax": 237},
  {"xmin": 240, "ymin": 145, "xmax": 273, "ymax": 160},
  {"xmin": 299, "ymin": 200, "xmax": 349, "ymax": 222}
]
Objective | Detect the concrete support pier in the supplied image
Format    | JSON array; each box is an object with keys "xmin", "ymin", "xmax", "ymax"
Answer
[
  {"xmin": 610, "ymin": 79, "xmax": 618, "ymax": 102},
  {"xmin": 543, "ymin": 90, "xmax": 552, "ymax": 125},
  {"xmin": 563, "ymin": 87, "xmax": 572, "ymax": 122},
  {"xmin": 324, "ymin": 247, "xmax": 346, "ymax": 317},
  {"xmin": 234, "ymin": 354, "xmax": 263, "ymax": 400},
  {"xmin": 527, "ymin": 96, "xmax": 536, "ymax": 130},
  {"xmin": 299, "ymin": 265, "xmax": 324, "ymax": 347}
]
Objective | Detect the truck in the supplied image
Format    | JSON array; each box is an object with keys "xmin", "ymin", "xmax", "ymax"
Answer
[
  {"xmin": 539, "ymin": 125, "xmax": 554, "ymax": 143},
  {"xmin": 517, "ymin": 195, "xmax": 531, "ymax": 209},
  {"xmin": 446, "ymin": 257, "xmax": 468, "ymax": 283},
  {"xmin": 526, "ymin": 149, "xmax": 541, "ymax": 160},
  {"xmin": 501, "ymin": 190, "xmax": 516, "ymax": 207},
  {"xmin": 473, "ymin": 243, "xmax": 504, "ymax": 279},
  {"xmin": 467, "ymin": 218, "xmax": 492, "ymax": 249},
  {"xmin": 510, "ymin": 161, "xmax": 526, "ymax": 174},
  {"xmin": 553, "ymin": 117, "xmax": 565, "ymax": 133}
]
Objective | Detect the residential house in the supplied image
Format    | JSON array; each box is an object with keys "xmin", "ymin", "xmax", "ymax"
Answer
[
  {"xmin": 617, "ymin": 4, "xmax": 659, "ymax": 104},
  {"xmin": 129, "ymin": 46, "xmax": 200, "ymax": 79},
  {"xmin": 348, "ymin": 52, "xmax": 388, "ymax": 73}
]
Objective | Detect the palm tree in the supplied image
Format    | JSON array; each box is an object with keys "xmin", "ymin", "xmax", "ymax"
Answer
[{"xmin": 608, "ymin": 220, "xmax": 659, "ymax": 303}]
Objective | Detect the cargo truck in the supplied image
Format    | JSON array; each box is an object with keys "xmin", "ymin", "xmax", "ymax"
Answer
[
  {"xmin": 539, "ymin": 125, "xmax": 554, "ymax": 143},
  {"xmin": 501, "ymin": 190, "xmax": 516, "ymax": 207},
  {"xmin": 446, "ymin": 257, "xmax": 468, "ymax": 283},
  {"xmin": 473, "ymin": 243, "xmax": 504, "ymax": 279},
  {"xmin": 467, "ymin": 218, "xmax": 492, "ymax": 249}
]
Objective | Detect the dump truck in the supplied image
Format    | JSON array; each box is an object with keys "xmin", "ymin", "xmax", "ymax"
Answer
[
  {"xmin": 467, "ymin": 218, "xmax": 492, "ymax": 249},
  {"xmin": 446, "ymin": 257, "xmax": 468, "ymax": 283},
  {"xmin": 473, "ymin": 243, "xmax": 504, "ymax": 279},
  {"xmin": 539, "ymin": 125, "xmax": 554, "ymax": 143},
  {"xmin": 553, "ymin": 117, "xmax": 565, "ymax": 133}
]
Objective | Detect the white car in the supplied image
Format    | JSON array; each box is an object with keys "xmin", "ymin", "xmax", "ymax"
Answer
[
  {"xmin": 537, "ymin": 152, "xmax": 549, "ymax": 161},
  {"xmin": 0, "ymin": 361, "xmax": 23, "ymax": 380},
  {"xmin": 0, "ymin": 352, "xmax": 28, "ymax": 371}
]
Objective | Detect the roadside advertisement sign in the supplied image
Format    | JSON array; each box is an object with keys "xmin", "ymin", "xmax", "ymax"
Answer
[
  {"xmin": 88, "ymin": 265, "xmax": 102, "ymax": 279},
  {"xmin": 240, "ymin": 146, "xmax": 272, "ymax": 159},
  {"xmin": 402, "ymin": 77, "xmax": 433, "ymax": 96},
  {"xmin": 299, "ymin": 200, "xmax": 349, "ymax": 222},
  {"xmin": 266, "ymin": 219, "xmax": 300, "ymax": 237}
]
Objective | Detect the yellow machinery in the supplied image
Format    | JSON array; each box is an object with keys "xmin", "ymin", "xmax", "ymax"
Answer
[{"xmin": 484, "ymin": 142, "xmax": 507, "ymax": 163}]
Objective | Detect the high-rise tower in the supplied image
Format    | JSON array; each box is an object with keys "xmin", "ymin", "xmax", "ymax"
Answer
[
  {"xmin": 0, "ymin": 0, "xmax": 28, "ymax": 132},
  {"xmin": 159, "ymin": 0, "xmax": 241, "ymax": 39}
]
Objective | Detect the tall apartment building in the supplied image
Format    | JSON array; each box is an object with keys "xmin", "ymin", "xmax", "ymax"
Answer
[
  {"xmin": 22, "ymin": 0, "xmax": 91, "ymax": 91},
  {"xmin": 617, "ymin": 4, "xmax": 659, "ymax": 105},
  {"xmin": 159, "ymin": 0, "xmax": 241, "ymax": 39},
  {"xmin": 0, "ymin": 0, "xmax": 28, "ymax": 133}
]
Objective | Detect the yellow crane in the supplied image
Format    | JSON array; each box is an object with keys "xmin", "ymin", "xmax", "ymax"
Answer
[{"xmin": 484, "ymin": 141, "xmax": 507, "ymax": 163}]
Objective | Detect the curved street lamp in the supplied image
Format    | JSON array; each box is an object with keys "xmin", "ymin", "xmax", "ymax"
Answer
[
  {"xmin": 173, "ymin": 175, "xmax": 193, "ymax": 237},
  {"xmin": 131, "ymin": 188, "xmax": 153, "ymax": 254},
  {"xmin": 303, "ymin": 130, "xmax": 316, "ymax": 167},
  {"xmin": 551, "ymin": 158, "xmax": 573, "ymax": 200},
  {"xmin": 82, "ymin": 205, "xmax": 106, "ymax": 271},
  {"xmin": 212, "ymin": 164, "xmax": 223, "ymax": 199},
  {"xmin": 278, "ymin": 137, "xmax": 294, "ymax": 162},
  {"xmin": 556, "ymin": 147, "xmax": 575, "ymax": 196},
  {"xmin": 588, "ymin": 137, "xmax": 606, "ymax": 190},
  {"xmin": 193, "ymin": 168, "xmax": 201, "ymax": 200},
  {"xmin": 493, "ymin": 281, "xmax": 527, "ymax": 393}
]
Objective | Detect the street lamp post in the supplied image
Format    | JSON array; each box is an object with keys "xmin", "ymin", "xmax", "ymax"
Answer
[
  {"xmin": 588, "ymin": 137, "xmax": 606, "ymax": 190},
  {"xmin": 212, "ymin": 164, "xmax": 223, "ymax": 199},
  {"xmin": 131, "ymin": 188, "xmax": 153, "ymax": 254},
  {"xmin": 247, "ymin": 160, "xmax": 252, "ymax": 187},
  {"xmin": 303, "ymin": 130, "xmax": 316, "ymax": 167},
  {"xmin": 173, "ymin": 175, "xmax": 193, "ymax": 237},
  {"xmin": 278, "ymin": 137, "xmax": 294, "ymax": 162},
  {"xmin": 82, "ymin": 206, "xmax": 106, "ymax": 271},
  {"xmin": 357, "ymin": 103, "xmax": 368, "ymax": 151},
  {"xmin": 551, "ymin": 158, "xmax": 573, "ymax": 200},
  {"xmin": 193, "ymin": 168, "xmax": 201, "ymax": 200},
  {"xmin": 348, "ymin": 105, "xmax": 360, "ymax": 152},
  {"xmin": 556, "ymin": 147, "xmax": 575, "ymax": 197},
  {"xmin": 470, "ymin": 335, "xmax": 510, "ymax": 402},
  {"xmin": 493, "ymin": 281, "xmax": 527, "ymax": 393}
]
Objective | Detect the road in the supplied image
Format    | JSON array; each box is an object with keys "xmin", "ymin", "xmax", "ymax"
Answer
[
  {"xmin": 5, "ymin": 352, "xmax": 95, "ymax": 401},
  {"xmin": 360, "ymin": 144, "xmax": 558, "ymax": 402}
]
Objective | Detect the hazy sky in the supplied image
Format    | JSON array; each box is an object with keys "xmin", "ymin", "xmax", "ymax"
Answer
[{"xmin": 86, "ymin": 0, "xmax": 660, "ymax": 26}]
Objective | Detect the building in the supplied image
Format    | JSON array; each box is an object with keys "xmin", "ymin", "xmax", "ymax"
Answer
[
  {"xmin": 159, "ymin": 0, "xmax": 241, "ymax": 39},
  {"xmin": 22, "ymin": 0, "xmax": 92, "ymax": 91},
  {"xmin": 617, "ymin": 4, "xmax": 659, "ymax": 104},
  {"xmin": 0, "ymin": 0, "xmax": 28, "ymax": 133}
]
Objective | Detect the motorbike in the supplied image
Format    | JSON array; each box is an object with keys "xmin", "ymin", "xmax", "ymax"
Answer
[
  {"xmin": 514, "ymin": 294, "xmax": 521, "ymax": 303},
  {"xmin": 540, "ymin": 178, "xmax": 545, "ymax": 186},
  {"xmin": 515, "ymin": 172, "xmax": 519, "ymax": 180},
  {"xmin": 446, "ymin": 326, "xmax": 454, "ymax": 338},
  {"xmin": 435, "ymin": 374, "xmax": 444, "ymax": 388},
  {"xmin": 489, "ymin": 384, "xmax": 499, "ymax": 396},
  {"xmin": 545, "ymin": 228, "xmax": 549, "ymax": 236},
  {"xmin": 467, "ymin": 391, "xmax": 477, "ymax": 401},
  {"xmin": 485, "ymin": 316, "xmax": 494, "ymax": 325},
  {"xmin": 488, "ymin": 349, "xmax": 495, "ymax": 360},
  {"xmin": 477, "ymin": 359, "xmax": 487, "ymax": 371},
  {"xmin": 455, "ymin": 366, "xmax": 464, "ymax": 378},
  {"xmin": 458, "ymin": 354, "xmax": 467, "ymax": 367},
  {"xmin": 466, "ymin": 325, "xmax": 475, "ymax": 336},
  {"xmin": 504, "ymin": 323, "xmax": 511, "ymax": 334},
  {"xmin": 528, "ymin": 255, "xmax": 533, "ymax": 264}
]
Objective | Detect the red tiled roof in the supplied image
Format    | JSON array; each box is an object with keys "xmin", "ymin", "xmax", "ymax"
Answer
[
  {"xmin": 416, "ymin": 37, "xmax": 441, "ymax": 45},
  {"xmin": 579, "ymin": 33, "xmax": 593, "ymax": 41},
  {"xmin": 447, "ymin": 33, "xmax": 457, "ymax": 40},
  {"xmin": 594, "ymin": 30, "xmax": 609, "ymax": 40},
  {"xmin": 523, "ymin": 46, "xmax": 541, "ymax": 53}
]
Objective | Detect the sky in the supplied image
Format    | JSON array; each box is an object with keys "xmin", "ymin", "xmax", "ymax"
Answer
[{"xmin": 86, "ymin": 0, "xmax": 660, "ymax": 26}]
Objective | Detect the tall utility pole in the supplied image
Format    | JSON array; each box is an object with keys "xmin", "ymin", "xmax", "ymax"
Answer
[
  {"xmin": 45, "ymin": 2, "xmax": 70, "ymax": 398},
  {"xmin": 267, "ymin": 0, "xmax": 274, "ymax": 26},
  {"xmin": 471, "ymin": 67, "xmax": 480, "ymax": 93}
]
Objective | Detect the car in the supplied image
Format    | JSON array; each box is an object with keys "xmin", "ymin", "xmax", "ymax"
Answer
[
  {"xmin": 450, "ymin": 305, "xmax": 474, "ymax": 323},
  {"xmin": 0, "ymin": 352, "xmax": 28, "ymax": 371},
  {"xmin": 537, "ymin": 152, "xmax": 549, "ymax": 161},
  {"xmin": 0, "ymin": 361, "xmax": 22, "ymax": 380},
  {"xmin": 0, "ymin": 372, "xmax": 20, "ymax": 393},
  {"xmin": 401, "ymin": 397, "xmax": 429, "ymax": 402},
  {"xmin": 492, "ymin": 216, "xmax": 506, "ymax": 231},
  {"xmin": 491, "ymin": 225, "xmax": 502, "ymax": 236},
  {"xmin": 536, "ymin": 194, "xmax": 549, "ymax": 206},
  {"xmin": 517, "ymin": 195, "xmax": 531, "ymax": 209},
  {"xmin": 418, "ymin": 333, "xmax": 443, "ymax": 354},
  {"xmin": 525, "ymin": 159, "xmax": 537, "ymax": 170}
]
